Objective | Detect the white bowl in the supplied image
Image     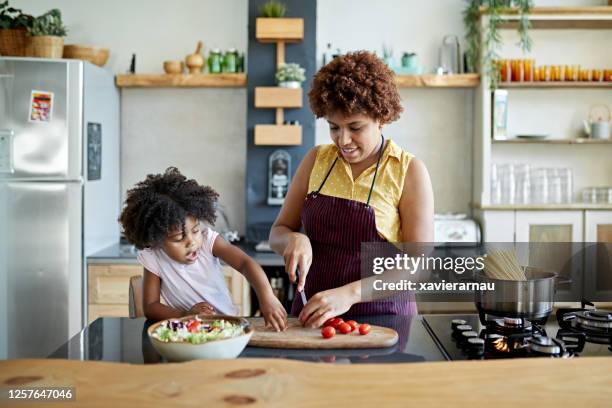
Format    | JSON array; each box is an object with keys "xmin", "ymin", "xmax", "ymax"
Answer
[{"xmin": 147, "ymin": 315, "xmax": 253, "ymax": 362}]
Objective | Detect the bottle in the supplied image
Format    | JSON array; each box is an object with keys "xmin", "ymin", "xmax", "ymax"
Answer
[{"xmin": 322, "ymin": 43, "xmax": 333, "ymax": 66}]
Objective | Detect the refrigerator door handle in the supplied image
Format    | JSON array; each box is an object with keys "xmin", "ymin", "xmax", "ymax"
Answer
[{"xmin": 0, "ymin": 129, "xmax": 14, "ymax": 174}]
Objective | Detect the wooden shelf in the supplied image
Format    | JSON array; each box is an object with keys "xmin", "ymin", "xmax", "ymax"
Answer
[
  {"xmin": 395, "ymin": 74, "xmax": 480, "ymax": 88},
  {"xmin": 115, "ymin": 73, "xmax": 247, "ymax": 88},
  {"xmin": 479, "ymin": 7, "xmax": 612, "ymax": 29},
  {"xmin": 255, "ymin": 18, "xmax": 304, "ymax": 43},
  {"xmin": 473, "ymin": 203, "xmax": 612, "ymax": 211},
  {"xmin": 499, "ymin": 82, "xmax": 612, "ymax": 89},
  {"xmin": 254, "ymin": 87, "xmax": 302, "ymax": 108},
  {"xmin": 254, "ymin": 124, "xmax": 302, "ymax": 145},
  {"xmin": 493, "ymin": 138, "xmax": 612, "ymax": 145}
]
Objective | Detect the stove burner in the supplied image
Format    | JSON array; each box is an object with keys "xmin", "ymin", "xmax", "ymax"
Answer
[
  {"xmin": 556, "ymin": 301, "xmax": 612, "ymax": 345},
  {"xmin": 528, "ymin": 336, "xmax": 563, "ymax": 356},
  {"xmin": 574, "ymin": 310, "xmax": 612, "ymax": 331}
]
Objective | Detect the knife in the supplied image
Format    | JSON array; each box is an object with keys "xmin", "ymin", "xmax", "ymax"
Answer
[{"xmin": 295, "ymin": 269, "xmax": 307, "ymax": 306}]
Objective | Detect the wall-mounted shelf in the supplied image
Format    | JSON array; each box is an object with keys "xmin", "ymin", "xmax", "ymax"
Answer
[
  {"xmin": 255, "ymin": 18, "xmax": 304, "ymax": 43},
  {"xmin": 499, "ymin": 82, "xmax": 612, "ymax": 89},
  {"xmin": 115, "ymin": 73, "xmax": 247, "ymax": 88},
  {"xmin": 395, "ymin": 74, "xmax": 480, "ymax": 88},
  {"xmin": 493, "ymin": 138, "xmax": 612, "ymax": 145},
  {"xmin": 473, "ymin": 203, "xmax": 612, "ymax": 211},
  {"xmin": 254, "ymin": 124, "xmax": 302, "ymax": 146},
  {"xmin": 480, "ymin": 7, "xmax": 612, "ymax": 29},
  {"xmin": 254, "ymin": 87, "xmax": 302, "ymax": 108}
]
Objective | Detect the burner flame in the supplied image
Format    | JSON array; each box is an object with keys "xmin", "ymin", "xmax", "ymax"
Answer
[{"xmin": 493, "ymin": 337, "xmax": 510, "ymax": 353}]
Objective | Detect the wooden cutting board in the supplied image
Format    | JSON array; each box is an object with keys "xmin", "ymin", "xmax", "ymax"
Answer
[{"xmin": 247, "ymin": 317, "xmax": 398, "ymax": 349}]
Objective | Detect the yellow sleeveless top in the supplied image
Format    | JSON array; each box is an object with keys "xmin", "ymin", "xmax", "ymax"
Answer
[{"xmin": 307, "ymin": 139, "xmax": 413, "ymax": 242}]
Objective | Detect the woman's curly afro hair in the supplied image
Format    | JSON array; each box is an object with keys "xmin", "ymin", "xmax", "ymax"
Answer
[
  {"xmin": 308, "ymin": 50, "xmax": 403, "ymax": 124},
  {"xmin": 119, "ymin": 167, "xmax": 218, "ymax": 249}
]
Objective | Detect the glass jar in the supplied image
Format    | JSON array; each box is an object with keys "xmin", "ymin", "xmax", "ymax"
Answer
[
  {"xmin": 208, "ymin": 48, "xmax": 222, "ymax": 74},
  {"xmin": 223, "ymin": 48, "xmax": 237, "ymax": 73}
]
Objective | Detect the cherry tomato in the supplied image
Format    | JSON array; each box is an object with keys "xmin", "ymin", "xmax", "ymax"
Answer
[
  {"xmin": 332, "ymin": 318, "xmax": 344, "ymax": 329},
  {"xmin": 321, "ymin": 326, "xmax": 336, "ymax": 339},
  {"xmin": 359, "ymin": 323, "xmax": 371, "ymax": 335},
  {"xmin": 187, "ymin": 320, "xmax": 200, "ymax": 333},
  {"xmin": 338, "ymin": 322, "xmax": 352, "ymax": 335},
  {"xmin": 323, "ymin": 318, "xmax": 337, "ymax": 328},
  {"xmin": 346, "ymin": 320, "xmax": 358, "ymax": 331}
]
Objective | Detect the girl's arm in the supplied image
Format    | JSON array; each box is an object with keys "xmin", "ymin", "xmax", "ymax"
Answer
[
  {"xmin": 142, "ymin": 268, "xmax": 186, "ymax": 320},
  {"xmin": 213, "ymin": 236, "xmax": 288, "ymax": 331}
]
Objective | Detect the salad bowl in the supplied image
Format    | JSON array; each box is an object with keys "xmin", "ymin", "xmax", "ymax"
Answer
[{"xmin": 147, "ymin": 315, "xmax": 253, "ymax": 362}]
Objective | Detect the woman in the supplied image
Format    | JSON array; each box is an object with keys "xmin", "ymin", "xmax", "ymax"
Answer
[{"xmin": 269, "ymin": 51, "xmax": 434, "ymax": 328}]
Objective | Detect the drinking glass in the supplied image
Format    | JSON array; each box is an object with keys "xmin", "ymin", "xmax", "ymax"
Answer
[
  {"xmin": 522, "ymin": 59, "xmax": 534, "ymax": 82},
  {"xmin": 579, "ymin": 69, "xmax": 590, "ymax": 82},
  {"xmin": 591, "ymin": 69, "xmax": 602, "ymax": 82}
]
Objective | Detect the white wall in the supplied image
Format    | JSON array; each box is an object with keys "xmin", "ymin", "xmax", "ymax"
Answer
[
  {"xmin": 12, "ymin": 0, "xmax": 609, "ymax": 229},
  {"xmin": 316, "ymin": 0, "xmax": 609, "ymax": 214},
  {"xmin": 13, "ymin": 0, "xmax": 249, "ymax": 234}
]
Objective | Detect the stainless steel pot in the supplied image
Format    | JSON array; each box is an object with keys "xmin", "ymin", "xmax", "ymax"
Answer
[{"xmin": 474, "ymin": 267, "xmax": 569, "ymax": 320}]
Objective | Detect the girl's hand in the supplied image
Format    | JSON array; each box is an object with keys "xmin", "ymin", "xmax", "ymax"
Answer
[
  {"xmin": 298, "ymin": 285, "xmax": 358, "ymax": 328},
  {"xmin": 283, "ymin": 233, "xmax": 312, "ymax": 292},
  {"xmin": 259, "ymin": 293, "xmax": 288, "ymax": 332},
  {"xmin": 190, "ymin": 302, "xmax": 216, "ymax": 316}
]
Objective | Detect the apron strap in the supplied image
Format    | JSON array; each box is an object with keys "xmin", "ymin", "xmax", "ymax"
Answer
[
  {"xmin": 366, "ymin": 135, "xmax": 385, "ymax": 206},
  {"xmin": 316, "ymin": 157, "xmax": 339, "ymax": 193}
]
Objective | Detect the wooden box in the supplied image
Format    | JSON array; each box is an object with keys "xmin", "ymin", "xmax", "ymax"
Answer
[
  {"xmin": 255, "ymin": 18, "xmax": 304, "ymax": 43},
  {"xmin": 255, "ymin": 87, "xmax": 302, "ymax": 108},
  {"xmin": 254, "ymin": 125, "xmax": 302, "ymax": 145}
]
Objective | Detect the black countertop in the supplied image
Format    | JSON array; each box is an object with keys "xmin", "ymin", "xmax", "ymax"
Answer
[
  {"xmin": 87, "ymin": 242, "xmax": 284, "ymax": 267},
  {"xmin": 48, "ymin": 315, "xmax": 446, "ymax": 364}
]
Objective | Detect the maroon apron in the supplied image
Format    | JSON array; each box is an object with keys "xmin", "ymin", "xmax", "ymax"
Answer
[{"xmin": 291, "ymin": 136, "xmax": 417, "ymax": 316}]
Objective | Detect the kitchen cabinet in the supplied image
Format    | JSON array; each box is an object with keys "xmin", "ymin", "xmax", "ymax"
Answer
[
  {"xmin": 515, "ymin": 211, "xmax": 583, "ymax": 242},
  {"xmin": 87, "ymin": 263, "xmax": 251, "ymax": 323},
  {"xmin": 584, "ymin": 211, "xmax": 612, "ymax": 303}
]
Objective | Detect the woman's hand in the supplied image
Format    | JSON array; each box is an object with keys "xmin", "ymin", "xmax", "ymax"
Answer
[
  {"xmin": 283, "ymin": 232, "xmax": 313, "ymax": 292},
  {"xmin": 190, "ymin": 302, "xmax": 216, "ymax": 316},
  {"xmin": 259, "ymin": 293, "xmax": 288, "ymax": 332},
  {"xmin": 298, "ymin": 284, "xmax": 359, "ymax": 328}
]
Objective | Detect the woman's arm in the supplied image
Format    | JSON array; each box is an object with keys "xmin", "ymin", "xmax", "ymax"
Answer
[
  {"xmin": 142, "ymin": 268, "xmax": 186, "ymax": 320},
  {"xmin": 298, "ymin": 157, "xmax": 434, "ymax": 327},
  {"xmin": 269, "ymin": 147, "xmax": 318, "ymax": 291},
  {"xmin": 213, "ymin": 236, "xmax": 288, "ymax": 331},
  {"xmin": 398, "ymin": 157, "xmax": 435, "ymax": 242}
]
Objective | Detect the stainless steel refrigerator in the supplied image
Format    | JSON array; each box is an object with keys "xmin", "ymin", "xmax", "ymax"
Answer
[{"xmin": 0, "ymin": 57, "xmax": 120, "ymax": 359}]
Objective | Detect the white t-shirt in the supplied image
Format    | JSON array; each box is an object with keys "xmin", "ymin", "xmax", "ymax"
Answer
[{"xmin": 136, "ymin": 227, "xmax": 238, "ymax": 316}]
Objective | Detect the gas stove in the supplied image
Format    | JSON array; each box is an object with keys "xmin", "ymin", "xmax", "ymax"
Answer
[{"xmin": 423, "ymin": 305, "xmax": 612, "ymax": 361}]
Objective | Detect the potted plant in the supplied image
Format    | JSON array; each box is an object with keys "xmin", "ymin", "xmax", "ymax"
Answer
[
  {"xmin": 259, "ymin": 0, "xmax": 287, "ymax": 18},
  {"xmin": 25, "ymin": 8, "xmax": 67, "ymax": 58},
  {"xmin": 275, "ymin": 63, "xmax": 305, "ymax": 88},
  {"xmin": 464, "ymin": 0, "xmax": 532, "ymax": 89},
  {"xmin": 0, "ymin": 1, "xmax": 33, "ymax": 56}
]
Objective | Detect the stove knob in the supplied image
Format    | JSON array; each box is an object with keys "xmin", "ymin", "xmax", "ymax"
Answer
[
  {"xmin": 459, "ymin": 331, "xmax": 479, "ymax": 347},
  {"xmin": 467, "ymin": 337, "xmax": 485, "ymax": 356},
  {"xmin": 451, "ymin": 319, "xmax": 467, "ymax": 331},
  {"xmin": 452, "ymin": 324, "xmax": 473, "ymax": 339}
]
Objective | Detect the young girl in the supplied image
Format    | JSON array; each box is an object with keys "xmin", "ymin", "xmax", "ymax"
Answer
[{"xmin": 119, "ymin": 167, "xmax": 288, "ymax": 331}]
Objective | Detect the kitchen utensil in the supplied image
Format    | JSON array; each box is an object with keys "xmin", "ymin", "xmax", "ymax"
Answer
[
  {"xmin": 439, "ymin": 35, "xmax": 461, "ymax": 74},
  {"xmin": 583, "ymin": 104, "xmax": 611, "ymax": 140},
  {"xmin": 147, "ymin": 315, "xmax": 253, "ymax": 361},
  {"xmin": 247, "ymin": 318, "xmax": 398, "ymax": 349},
  {"xmin": 474, "ymin": 267, "xmax": 569, "ymax": 320},
  {"xmin": 295, "ymin": 269, "xmax": 307, "ymax": 305},
  {"xmin": 163, "ymin": 60, "xmax": 184, "ymax": 74},
  {"xmin": 185, "ymin": 41, "xmax": 205, "ymax": 74},
  {"xmin": 63, "ymin": 44, "xmax": 110, "ymax": 67}
]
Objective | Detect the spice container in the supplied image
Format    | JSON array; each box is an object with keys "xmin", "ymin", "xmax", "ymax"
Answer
[{"xmin": 208, "ymin": 48, "xmax": 222, "ymax": 74}]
